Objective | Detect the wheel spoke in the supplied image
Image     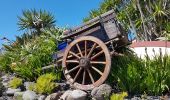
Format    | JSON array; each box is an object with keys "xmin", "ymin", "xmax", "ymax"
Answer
[
  {"xmin": 65, "ymin": 65, "xmax": 80, "ymax": 74},
  {"xmin": 91, "ymin": 61, "xmax": 106, "ymax": 64},
  {"xmin": 82, "ymin": 69, "xmax": 86, "ymax": 85},
  {"xmin": 73, "ymin": 67, "xmax": 82, "ymax": 83},
  {"xmin": 76, "ymin": 44, "xmax": 83, "ymax": 57},
  {"xmin": 92, "ymin": 66, "xmax": 103, "ymax": 75},
  {"xmin": 66, "ymin": 60, "xmax": 79, "ymax": 63},
  {"xmin": 85, "ymin": 40, "xmax": 87, "ymax": 57},
  {"xmin": 69, "ymin": 51, "xmax": 80, "ymax": 59},
  {"xmin": 87, "ymin": 43, "xmax": 97, "ymax": 58},
  {"xmin": 91, "ymin": 50, "xmax": 104, "ymax": 60},
  {"xmin": 87, "ymin": 69, "xmax": 95, "ymax": 84}
]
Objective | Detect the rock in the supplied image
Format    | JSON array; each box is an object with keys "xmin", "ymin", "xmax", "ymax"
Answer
[
  {"xmin": 1, "ymin": 75, "xmax": 9, "ymax": 80},
  {"xmin": 2, "ymin": 78, "xmax": 9, "ymax": 83},
  {"xmin": 1, "ymin": 74, "xmax": 14, "ymax": 81},
  {"xmin": 38, "ymin": 95, "xmax": 46, "ymax": 100},
  {"xmin": 60, "ymin": 90, "xmax": 72, "ymax": 100},
  {"xmin": 24, "ymin": 82, "xmax": 35, "ymax": 90},
  {"xmin": 1, "ymin": 74, "xmax": 15, "ymax": 88},
  {"xmin": 45, "ymin": 92, "xmax": 63, "ymax": 100},
  {"xmin": 67, "ymin": 90, "xmax": 87, "ymax": 100},
  {"xmin": 14, "ymin": 91, "xmax": 24, "ymax": 96},
  {"xmin": 2, "ymin": 82, "xmax": 8, "ymax": 88},
  {"xmin": 91, "ymin": 84, "xmax": 112, "ymax": 100},
  {"xmin": 22, "ymin": 90, "xmax": 38, "ymax": 100},
  {"xmin": 0, "ymin": 97, "xmax": 3, "ymax": 100},
  {"xmin": 6, "ymin": 88, "xmax": 21, "ymax": 96},
  {"xmin": 14, "ymin": 92, "xmax": 24, "ymax": 100},
  {"xmin": 1, "ymin": 75, "xmax": 10, "ymax": 88}
]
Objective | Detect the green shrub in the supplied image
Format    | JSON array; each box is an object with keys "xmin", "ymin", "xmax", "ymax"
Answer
[
  {"xmin": 9, "ymin": 77, "xmax": 23, "ymax": 89},
  {"xmin": 109, "ymin": 54, "xmax": 144, "ymax": 95},
  {"xmin": 109, "ymin": 51, "xmax": 170, "ymax": 96},
  {"xmin": 142, "ymin": 53, "xmax": 170, "ymax": 95},
  {"xmin": 13, "ymin": 36, "xmax": 56, "ymax": 81},
  {"xmin": 34, "ymin": 73, "xmax": 57, "ymax": 94},
  {"xmin": 110, "ymin": 92, "xmax": 128, "ymax": 100}
]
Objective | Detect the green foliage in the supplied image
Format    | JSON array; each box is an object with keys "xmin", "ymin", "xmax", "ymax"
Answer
[
  {"xmin": 110, "ymin": 51, "xmax": 170, "ymax": 95},
  {"xmin": 110, "ymin": 92, "xmax": 128, "ymax": 100},
  {"xmin": 33, "ymin": 73, "xmax": 57, "ymax": 94},
  {"xmin": 9, "ymin": 77, "xmax": 23, "ymax": 89}
]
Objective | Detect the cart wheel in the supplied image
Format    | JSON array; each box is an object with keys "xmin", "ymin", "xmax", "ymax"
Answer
[{"xmin": 62, "ymin": 36, "xmax": 111, "ymax": 90}]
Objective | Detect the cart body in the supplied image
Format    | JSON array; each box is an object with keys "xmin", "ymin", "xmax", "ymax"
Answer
[{"xmin": 57, "ymin": 10, "xmax": 130, "ymax": 90}]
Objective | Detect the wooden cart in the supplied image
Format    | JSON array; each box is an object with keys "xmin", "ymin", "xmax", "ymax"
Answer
[{"xmin": 57, "ymin": 10, "xmax": 130, "ymax": 90}]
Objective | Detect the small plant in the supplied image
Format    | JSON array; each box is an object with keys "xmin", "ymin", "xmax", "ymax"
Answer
[
  {"xmin": 9, "ymin": 77, "xmax": 22, "ymax": 89},
  {"xmin": 34, "ymin": 73, "xmax": 57, "ymax": 94},
  {"xmin": 110, "ymin": 92, "xmax": 128, "ymax": 100}
]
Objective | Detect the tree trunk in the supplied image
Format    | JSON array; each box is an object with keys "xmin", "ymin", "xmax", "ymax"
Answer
[{"xmin": 136, "ymin": 0, "xmax": 149, "ymax": 41}]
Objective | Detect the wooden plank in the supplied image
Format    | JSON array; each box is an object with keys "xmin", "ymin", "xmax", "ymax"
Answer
[
  {"xmin": 63, "ymin": 21, "xmax": 100, "ymax": 39},
  {"xmin": 63, "ymin": 10, "xmax": 116, "ymax": 39}
]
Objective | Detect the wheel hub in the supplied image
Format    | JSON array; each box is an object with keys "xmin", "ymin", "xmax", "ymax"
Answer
[{"xmin": 79, "ymin": 57, "xmax": 91, "ymax": 69}]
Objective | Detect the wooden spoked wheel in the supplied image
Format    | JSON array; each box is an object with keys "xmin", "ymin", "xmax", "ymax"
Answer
[{"xmin": 62, "ymin": 36, "xmax": 111, "ymax": 90}]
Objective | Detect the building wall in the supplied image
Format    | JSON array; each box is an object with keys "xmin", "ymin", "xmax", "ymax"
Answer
[{"xmin": 130, "ymin": 41, "xmax": 170, "ymax": 59}]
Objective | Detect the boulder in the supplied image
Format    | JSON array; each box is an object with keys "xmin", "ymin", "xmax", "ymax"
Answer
[
  {"xmin": 67, "ymin": 90, "xmax": 87, "ymax": 100},
  {"xmin": 60, "ymin": 90, "xmax": 72, "ymax": 100},
  {"xmin": 91, "ymin": 84, "xmax": 112, "ymax": 100},
  {"xmin": 14, "ymin": 92, "xmax": 24, "ymax": 100},
  {"xmin": 6, "ymin": 88, "xmax": 21, "ymax": 96},
  {"xmin": 2, "ymin": 82, "xmax": 8, "ymax": 88},
  {"xmin": 1, "ymin": 75, "xmax": 9, "ymax": 80},
  {"xmin": 38, "ymin": 95, "xmax": 46, "ymax": 100},
  {"xmin": 22, "ymin": 90, "xmax": 38, "ymax": 100},
  {"xmin": 45, "ymin": 92, "xmax": 63, "ymax": 100}
]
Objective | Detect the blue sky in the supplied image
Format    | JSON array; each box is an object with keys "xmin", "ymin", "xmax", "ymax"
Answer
[{"xmin": 0, "ymin": 0, "xmax": 102, "ymax": 47}]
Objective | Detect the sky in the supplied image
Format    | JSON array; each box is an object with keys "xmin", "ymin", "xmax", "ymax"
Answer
[{"xmin": 0, "ymin": 0, "xmax": 102, "ymax": 48}]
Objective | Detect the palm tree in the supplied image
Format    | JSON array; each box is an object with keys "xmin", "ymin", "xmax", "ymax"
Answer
[{"xmin": 17, "ymin": 9, "xmax": 56, "ymax": 33}]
